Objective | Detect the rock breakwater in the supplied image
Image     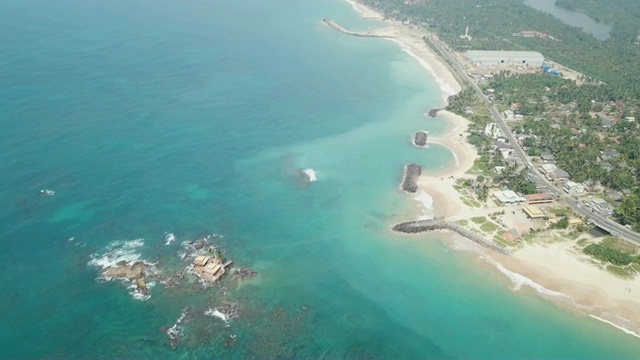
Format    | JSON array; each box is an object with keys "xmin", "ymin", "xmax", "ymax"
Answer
[
  {"xmin": 400, "ymin": 164, "xmax": 421, "ymax": 193},
  {"xmin": 413, "ymin": 131, "xmax": 428, "ymax": 147},
  {"xmin": 393, "ymin": 219, "xmax": 512, "ymax": 255}
]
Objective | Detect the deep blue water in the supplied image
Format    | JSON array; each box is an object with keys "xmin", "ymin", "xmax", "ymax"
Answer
[{"xmin": 1, "ymin": 0, "xmax": 639, "ymax": 358}]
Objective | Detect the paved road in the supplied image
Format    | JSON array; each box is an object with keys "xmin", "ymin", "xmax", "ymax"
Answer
[{"xmin": 426, "ymin": 35, "xmax": 640, "ymax": 245}]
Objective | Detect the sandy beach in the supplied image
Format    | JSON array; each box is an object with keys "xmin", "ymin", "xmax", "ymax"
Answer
[
  {"xmin": 489, "ymin": 242, "xmax": 640, "ymax": 337},
  {"xmin": 417, "ymin": 110, "xmax": 478, "ymax": 219},
  {"xmin": 342, "ymin": 0, "xmax": 640, "ymax": 340}
]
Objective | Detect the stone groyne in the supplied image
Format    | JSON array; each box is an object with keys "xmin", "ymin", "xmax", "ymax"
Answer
[
  {"xmin": 322, "ymin": 18, "xmax": 393, "ymax": 38},
  {"xmin": 413, "ymin": 131, "xmax": 428, "ymax": 147},
  {"xmin": 393, "ymin": 219, "xmax": 512, "ymax": 255},
  {"xmin": 400, "ymin": 164, "xmax": 421, "ymax": 193},
  {"xmin": 427, "ymin": 96, "xmax": 457, "ymax": 117}
]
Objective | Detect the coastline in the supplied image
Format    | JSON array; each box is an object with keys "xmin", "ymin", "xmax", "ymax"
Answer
[
  {"xmin": 342, "ymin": 0, "xmax": 640, "ymax": 341},
  {"xmin": 488, "ymin": 243, "xmax": 640, "ymax": 337}
]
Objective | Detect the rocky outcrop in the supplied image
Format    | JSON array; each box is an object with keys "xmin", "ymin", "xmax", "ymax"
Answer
[
  {"xmin": 101, "ymin": 261, "xmax": 148, "ymax": 295},
  {"xmin": 413, "ymin": 131, "xmax": 428, "ymax": 147},
  {"xmin": 235, "ymin": 267, "xmax": 257, "ymax": 279},
  {"xmin": 427, "ymin": 108, "xmax": 441, "ymax": 118},
  {"xmin": 427, "ymin": 96, "xmax": 456, "ymax": 118},
  {"xmin": 400, "ymin": 164, "xmax": 421, "ymax": 193}
]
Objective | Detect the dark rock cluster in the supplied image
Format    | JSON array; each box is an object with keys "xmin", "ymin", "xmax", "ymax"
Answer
[
  {"xmin": 413, "ymin": 131, "xmax": 428, "ymax": 147},
  {"xmin": 101, "ymin": 261, "xmax": 148, "ymax": 296},
  {"xmin": 234, "ymin": 267, "xmax": 257, "ymax": 279},
  {"xmin": 400, "ymin": 164, "xmax": 421, "ymax": 193}
]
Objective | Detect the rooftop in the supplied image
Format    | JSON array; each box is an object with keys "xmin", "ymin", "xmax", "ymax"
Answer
[{"xmin": 466, "ymin": 50, "xmax": 544, "ymax": 59}]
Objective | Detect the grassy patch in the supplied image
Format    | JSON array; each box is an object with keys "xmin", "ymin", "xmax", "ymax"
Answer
[
  {"xmin": 566, "ymin": 232, "xmax": 580, "ymax": 240},
  {"xmin": 471, "ymin": 216, "xmax": 486, "ymax": 224},
  {"xmin": 603, "ymin": 237, "xmax": 637, "ymax": 254},
  {"xmin": 481, "ymin": 222, "xmax": 497, "ymax": 232},
  {"xmin": 522, "ymin": 233, "xmax": 537, "ymax": 243},
  {"xmin": 576, "ymin": 238, "xmax": 589, "ymax": 246},
  {"xmin": 606, "ymin": 265, "xmax": 634, "ymax": 279},
  {"xmin": 631, "ymin": 263, "xmax": 640, "ymax": 273},
  {"xmin": 456, "ymin": 219, "xmax": 469, "ymax": 226},
  {"xmin": 549, "ymin": 208, "xmax": 571, "ymax": 217}
]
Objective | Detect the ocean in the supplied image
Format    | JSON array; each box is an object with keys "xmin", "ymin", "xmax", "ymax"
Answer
[{"xmin": 0, "ymin": 0, "xmax": 638, "ymax": 358}]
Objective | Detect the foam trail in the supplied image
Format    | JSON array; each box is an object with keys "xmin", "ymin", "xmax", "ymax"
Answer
[
  {"xmin": 389, "ymin": 39, "xmax": 457, "ymax": 103},
  {"xmin": 484, "ymin": 255, "xmax": 574, "ymax": 301},
  {"xmin": 414, "ymin": 191, "xmax": 434, "ymax": 220},
  {"xmin": 589, "ymin": 315, "xmax": 640, "ymax": 339}
]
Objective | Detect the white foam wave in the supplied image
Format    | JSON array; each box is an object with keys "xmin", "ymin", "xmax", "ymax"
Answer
[
  {"xmin": 303, "ymin": 168, "xmax": 317, "ymax": 182},
  {"xmin": 88, "ymin": 239, "xmax": 145, "ymax": 269},
  {"xmin": 391, "ymin": 39, "xmax": 458, "ymax": 103},
  {"xmin": 39, "ymin": 189, "xmax": 55, "ymax": 196},
  {"xmin": 165, "ymin": 233, "xmax": 176, "ymax": 245},
  {"xmin": 414, "ymin": 191, "xmax": 434, "ymax": 220},
  {"xmin": 166, "ymin": 323, "xmax": 183, "ymax": 340},
  {"xmin": 130, "ymin": 281, "xmax": 154, "ymax": 301},
  {"xmin": 483, "ymin": 253, "xmax": 640, "ymax": 339},
  {"xmin": 590, "ymin": 315, "xmax": 640, "ymax": 339},
  {"xmin": 205, "ymin": 308, "xmax": 229, "ymax": 323},
  {"xmin": 445, "ymin": 236, "xmax": 482, "ymax": 253},
  {"xmin": 167, "ymin": 307, "xmax": 190, "ymax": 341},
  {"xmin": 484, "ymin": 255, "xmax": 574, "ymax": 301}
]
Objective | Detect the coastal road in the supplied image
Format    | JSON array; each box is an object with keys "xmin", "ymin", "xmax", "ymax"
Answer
[{"xmin": 425, "ymin": 34, "xmax": 640, "ymax": 245}]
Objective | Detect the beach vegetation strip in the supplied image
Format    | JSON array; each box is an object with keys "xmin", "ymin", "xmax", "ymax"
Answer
[{"xmin": 583, "ymin": 241, "xmax": 636, "ymax": 267}]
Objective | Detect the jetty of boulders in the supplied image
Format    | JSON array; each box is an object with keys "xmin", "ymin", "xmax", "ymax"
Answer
[{"xmin": 400, "ymin": 164, "xmax": 421, "ymax": 193}]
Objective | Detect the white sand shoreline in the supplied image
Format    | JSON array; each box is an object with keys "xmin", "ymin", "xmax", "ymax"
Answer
[{"xmin": 341, "ymin": 0, "xmax": 640, "ymax": 340}]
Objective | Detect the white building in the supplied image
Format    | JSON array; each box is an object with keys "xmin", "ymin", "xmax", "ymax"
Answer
[
  {"xmin": 494, "ymin": 190, "xmax": 526, "ymax": 205},
  {"xmin": 466, "ymin": 50, "xmax": 545, "ymax": 67},
  {"xmin": 503, "ymin": 110, "xmax": 515, "ymax": 120},
  {"xmin": 563, "ymin": 181, "xmax": 585, "ymax": 195},
  {"xmin": 484, "ymin": 123, "xmax": 504, "ymax": 138}
]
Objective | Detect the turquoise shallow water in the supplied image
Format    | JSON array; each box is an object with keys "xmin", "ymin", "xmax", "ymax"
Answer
[{"xmin": 1, "ymin": 0, "xmax": 639, "ymax": 358}]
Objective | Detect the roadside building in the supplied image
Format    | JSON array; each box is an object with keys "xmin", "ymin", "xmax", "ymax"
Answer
[
  {"xmin": 540, "ymin": 152, "xmax": 555, "ymax": 163},
  {"xmin": 547, "ymin": 169, "xmax": 570, "ymax": 183},
  {"xmin": 525, "ymin": 193, "xmax": 554, "ymax": 204},
  {"xmin": 590, "ymin": 198, "xmax": 615, "ymax": 216},
  {"xmin": 523, "ymin": 205, "xmax": 545, "ymax": 219},
  {"xmin": 503, "ymin": 110, "xmax": 515, "ymax": 120},
  {"xmin": 494, "ymin": 190, "xmax": 526, "ymax": 205},
  {"xmin": 502, "ymin": 228, "xmax": 520, "ymax": 241},
  {"xmin": 563, "ymin": 181, "xmax": 585, "ymax": 195},
  {"xmin": 466, "ymin": 50, "xmax": 545, "ymax": 67},
  {"xmin": 606, "ymin": 190, "xmax": 624, "ymax": 202},
  {"xmin": 493, "ymin": 140, "xmax": 513, "ymax": 157},
  {"xmin": 484, "ymin": 123, "xmax": 504, "ymax": 138},
  {"xmin": 538, "ymin": 164, "xmax": 557, "ymax": 174}
]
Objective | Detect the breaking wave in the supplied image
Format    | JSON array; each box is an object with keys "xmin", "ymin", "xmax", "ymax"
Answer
[{"xmin": 302, "ymin": 168, "xmax": 317, "ymax": 182}]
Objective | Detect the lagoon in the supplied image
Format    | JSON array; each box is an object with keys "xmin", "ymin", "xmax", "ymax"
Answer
[{"xmin": 524, "ymin": 0, "xmax": 613, "ymax": 40}]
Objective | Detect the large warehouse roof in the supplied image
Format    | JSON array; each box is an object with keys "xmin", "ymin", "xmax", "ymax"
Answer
[{"xmin": 466, "ymin": 50, "xmax": 544, "ymax": 59}]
